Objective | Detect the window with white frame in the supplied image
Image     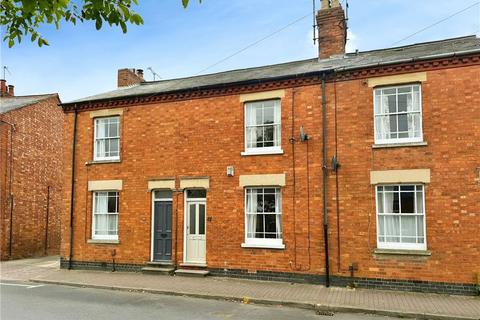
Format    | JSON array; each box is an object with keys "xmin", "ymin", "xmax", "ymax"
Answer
[
  {"xmin": 94, "ymin": 116, "xmax": 120, "ymax": 160},
  {"xmin": 92, "ymin": 191, "xmax": 119, "ymax": 240},
  {"xmin": 244, "ymin": 100, "xmax": 281, "ymax": 153},
  {"xmin": 245, "ymin": 187, "xmax": 283, "ymax": 246},
  {"xmin": 374, "ymin": 84, "xmax": 422, "ymax": 144},
  {"xmin": 376, "ymin": 185, "xmax": 426, "ymax": 250}
]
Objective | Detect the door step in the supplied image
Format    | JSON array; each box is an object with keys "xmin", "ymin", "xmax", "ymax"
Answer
[
  {"xmin": 174, "ymin": 269, "xmax": 210, "ymax": 277},
  {"xmin": 146, "ymin": 261, "xmax": 174, "ymax": 268},
  {"xmin": 141, "ymin": 266, "xmax": 175, "ymax": 275}
]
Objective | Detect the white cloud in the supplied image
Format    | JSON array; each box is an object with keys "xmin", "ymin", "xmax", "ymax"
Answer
[{"xmin": 345, "ymin": 30, "xmax": 358, "ymax": 53}]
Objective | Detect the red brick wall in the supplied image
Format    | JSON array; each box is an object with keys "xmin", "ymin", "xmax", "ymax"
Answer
[
  {"xmin": 61, "ymin": 63, "xmax": 479, "ymax": 285},
  {"xmin": 0, "ymin": 96, "xmax": 63, "ymax": 260}
]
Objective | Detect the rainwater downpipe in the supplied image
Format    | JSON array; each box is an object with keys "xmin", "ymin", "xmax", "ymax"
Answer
[
  {"xmin": 321, "ymin": 74, "xmax": 330, "ymax": 287},
  {"xmin": 68, "ymin": 106, "xmax": 78, "ymax": 269}
]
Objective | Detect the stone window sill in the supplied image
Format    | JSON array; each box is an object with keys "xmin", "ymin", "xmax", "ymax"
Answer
[
  {"xmin": 241, "ymin": 243, "xmax": 285, "ymax": 250},
  {"xmin": 86, "ymin": 159, "xmax": 121, "ymax": 165},
  {"xmin": 87, "ymin": 239, "xmax": 120, "ymax": 245},
  {"xmin": 241, "ymin": 149, "xmax": 284, "ymax": 156},
  {"xmin": 374, "ymin": 248, "xmax": 431, "ymax": 256},
  {"xmin": 372, "ymin": 142, "xmax": 428, "ymax": 149}
]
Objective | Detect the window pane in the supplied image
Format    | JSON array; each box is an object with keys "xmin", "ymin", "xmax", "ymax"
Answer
[
  {"xmin": 198, "ymin": 204, "xmax": 205, "ymax": 235},
  {"xmin": 385, "ymin": 215, "xmax": 400, "ymax": 242},
  {"xmin": 107, "ymin": 194, "xmax": 117, "ymax": 213},
  {"xmin": 416, "ymin": 191, "xmax": 424, "ymax": 213},
  {"xmin": 263, "ymin": 193, "xmax": 275, "ymax": 213},
  {"xmin": 108, "ymin": 214, "xmax": 118, "ymax": 235},
  {"xmin": 154, "ymin": 190, "xmax": 172, "ymax": 199},
  {"xmin": 95, "ymin": 214, "xmax": 108, "ymax": 235},
  {"xmin": 398, "ymin": 114, "xmax": 408, "ymax": 133},
  {"xmin": 400, "ymin": 191, "xmax": 414, "ymax": 213},
  {"xmin": 389, "ymin": 115, "xmax": 397, "ymax": 137},
  {"xmin": 386, "ymin": 95, "xmax": 397, "ymax": 113},
  {"xmin": 189, "ymin": 204, "xmax": 196, "ymax": 235},
  {"xmin": 378, "ymin": 215, "xmax": 385, "ymax": 236},
  {"xmin": 264, "ymin": 106, "xmax": 274, "ymax": 124},
  {"xmin": 398, "ymin": 94, "xmax": 408, "ymax": 112},
  {"xmin": 417, "ymin": 215, "xmax": 424, "ymax": 237},
  {"xmin": 264, "ymin": 214, "xmax": 277, "ymax": 238},
  {"xmin": 377, "ymin": 191, "xmax": 384, "ymax": 213},
  {"xmin": 187, "ymin": 189, "xmax": 206, "ymax": 198},
  {"xmin": 398, "ymin": 86, "xmax": 411, "ymax": 94},
  {"xmin": 255, "ymin": 127, "xmax": 264, "ymax": 147},
  {"xmin": 95, "ymin": 192, "xmax": 110, "ymax": 213},
  {"xmin": 383, "ymin": 88, "xmax": 396, "ymax": 95},
  {"xmin": 264, "ymin": 126, "xmax": 274, "ymax": 146},
  {"xmin": 255, "ymin": 214, "xmax": 265, "ymax": 238},
  {"xmin": 374, "ymin": 92, "xmax": 381, "ymax": 114},
  {"xmin": 110, "ymin": 138, "xmax": 119, "ymax": 155},
  {"xmin": 255, "ymin": 105, "xmax": 262, "ymax": 124},
  {"xmin": 256, "ymin": 192, "xmax": 263, "ymax": 213},
  {"xmin": 401, "ymin": 216, "xmax": 416, "ymax": 237}
]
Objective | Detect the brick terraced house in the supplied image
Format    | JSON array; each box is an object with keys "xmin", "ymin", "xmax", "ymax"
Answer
[
  {"xmin": 60, "ymin": 1, "xmax": 480, "ymax": 295},
  {"xmin": 0, "ymin": 81, "xmax": 63, "ymax": 260}
]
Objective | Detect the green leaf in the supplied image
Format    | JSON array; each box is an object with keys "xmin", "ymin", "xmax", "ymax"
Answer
[
  {"xmin": 95, "ymin": 18, "xmax": 102, "ymax": 30},
  {"xmin": 182, "ymin": 0, "xmax": 189, "ymax": 8}
]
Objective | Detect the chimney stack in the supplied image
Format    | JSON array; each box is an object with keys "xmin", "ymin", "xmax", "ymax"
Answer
[
  {"xmin": 316, "ymin": 0, "xmax": 347, "ymax": 59},
  {"xmin": 1, "ymin": 79, "xmax": 14, "ymax": 97},
  {"xmin": 0, "ymin": 79, "xmax": 7, "ymax": 96},
  {"xmin": 117, "ymin": 68, "xmax": 145, "ymax": 88},
  {"xmin": 7, "ymin": 84, "xmax": 14, "ymax": 96}
]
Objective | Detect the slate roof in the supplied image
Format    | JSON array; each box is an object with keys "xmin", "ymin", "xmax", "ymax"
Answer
[
  {"xmin": 65, "ymin": 35, "xmax": 480, "ymax": 105},
  {"xmin": 0, "ymin": 94, "xmax": 58, "ymax": 114}
]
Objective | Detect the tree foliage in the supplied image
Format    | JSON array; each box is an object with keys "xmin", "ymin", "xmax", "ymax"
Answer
[{"xmin": 1, "ymin": 0, "xmax": 144, "ymax": 47}]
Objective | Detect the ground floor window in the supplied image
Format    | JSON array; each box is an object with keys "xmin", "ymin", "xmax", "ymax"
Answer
[
  {"xmin": 244, "ymin": 187, "xmax": 282, "ymax": 246},
  {"xmin": 376, "ymin": 185, "xmax": 425, "ymax": 250},
  {"xmin": 92, "ymin": 191, "xmax": 119, "ymax": 240}
]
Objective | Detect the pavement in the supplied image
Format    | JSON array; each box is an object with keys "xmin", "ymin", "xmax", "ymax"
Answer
[{"xmin": 1, "ymin": 256, "xmax": 479, "ymax": 320}]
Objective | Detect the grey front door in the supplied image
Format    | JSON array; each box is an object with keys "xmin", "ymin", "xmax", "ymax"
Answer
[{"xmin": 153, "ymin": 201, "xmax": 172, "ymax": 261}]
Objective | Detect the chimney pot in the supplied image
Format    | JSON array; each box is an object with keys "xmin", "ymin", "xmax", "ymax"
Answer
[
  {"xmin": 7, "ymin": 84, "xmax": 14, "ymax": 96},
  {"xmin": 316, "ymin": 1, "xmax": 347, "ymax": 59}
]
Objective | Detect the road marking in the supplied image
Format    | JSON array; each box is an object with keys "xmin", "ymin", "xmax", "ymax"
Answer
[{"xmin": 0, "ymin": 282, "xmax": 44, "ymax": 289}]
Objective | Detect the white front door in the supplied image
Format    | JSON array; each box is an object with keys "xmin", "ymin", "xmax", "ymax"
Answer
[{"xmin": 185, "ymin": 201, "xmax": 206, "ymax": 264}]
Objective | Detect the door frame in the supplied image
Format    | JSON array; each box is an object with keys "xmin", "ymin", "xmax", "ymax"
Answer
[
  {"xmin": 183, "ymin": 189, "xmax": 207, "ymax": 264},
  {"xmin": 150, "ymin": 190, "xmax": 173, "ymax": 262}
]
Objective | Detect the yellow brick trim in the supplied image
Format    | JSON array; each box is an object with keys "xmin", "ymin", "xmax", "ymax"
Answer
[
  {"xmin": 180, "ymin": 177, "xmax": 210, "ymax": 189},
  {"xmin": 88, "ymin": 180, "xmax": 123, "ymax": 191},
  {"xmin": 239, "ymin": 174, "xmax": 286, "ymax": 187},
  {"xmin": 148, "ymin": 179, "xmax": 175, "ymax": 191},
  {"xmin": 367, "ymin": 72, "xmax": 427, "ymax": 87},
  {"xmin": 239, "ymin": 89, "xmax": 285, "ymax": 102},
  {"xmin": 89, "ymin": 108, "xmax": 123, "ymax": 118},
  {"xmin": 370, "ymin": 169, "xmax": 430, "ymax": 184}
]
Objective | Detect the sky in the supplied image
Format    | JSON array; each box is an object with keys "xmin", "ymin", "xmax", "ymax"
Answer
[{"xmin": 1, "ymin": 0, "xmax": 479, "ymax": 102}]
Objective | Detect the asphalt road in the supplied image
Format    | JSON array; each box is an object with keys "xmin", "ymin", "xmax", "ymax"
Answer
[{"xmin": 0, "ymin": 280, "xmax": 401, "ymax": 320}]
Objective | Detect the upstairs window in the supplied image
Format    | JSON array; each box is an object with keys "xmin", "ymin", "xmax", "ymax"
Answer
[
  {"xmin": 244, "ymin": 100, "xmax": 281, "ymax": 154},
  {"xmin": 374, "ymin": 84, "xmax": 422, "ymax": 144},
  {"xmin": 94, "ymin": 116, "xmax": 120, "ymax": 161}
]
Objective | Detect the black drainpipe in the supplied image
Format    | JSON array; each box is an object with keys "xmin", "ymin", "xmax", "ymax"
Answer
[
  {"xmin": 68, "ymin": 106, "xmax": 78, "ymax": 269},
  {"xmin": 321, "ymin": 74, "xmax": 330, "ymax": 287}
]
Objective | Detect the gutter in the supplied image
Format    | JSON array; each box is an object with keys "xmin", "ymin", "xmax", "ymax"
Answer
[{"xmin": 68, "ymin": 106, "xmax": 78, "ymax": 269}]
